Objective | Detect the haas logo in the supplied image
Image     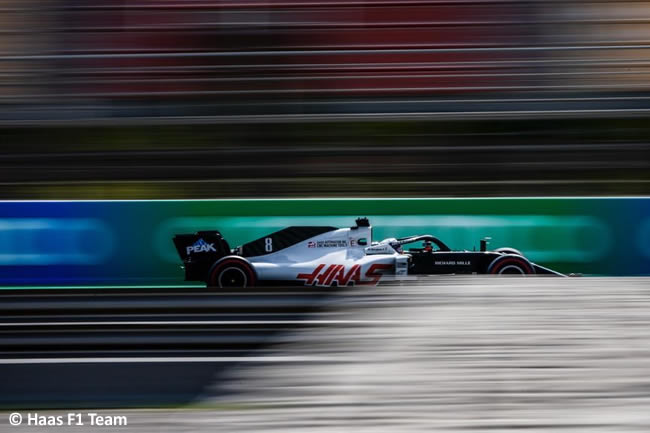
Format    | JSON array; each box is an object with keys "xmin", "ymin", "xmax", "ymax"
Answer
[{"xmin": 297, "ymin": 263, "xmax": 393, "ymax": 287}]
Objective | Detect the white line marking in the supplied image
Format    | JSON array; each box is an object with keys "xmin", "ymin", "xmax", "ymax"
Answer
[
  {"xmin": 0, "ymin": 320, "xmax": 407, "ymax": 327},
  {"xmin": 0, "ymin": 356, "xmax": 346, "ymax": 364}
]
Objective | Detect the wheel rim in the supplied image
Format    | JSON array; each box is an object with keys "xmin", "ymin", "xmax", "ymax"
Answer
[
  {"xmin": 218, "ymin": 267, "xmax": 248, "ymax": 287},
  {"xmin": 498, "ymin": 265, "xmax": 525, "ymax": 275}
]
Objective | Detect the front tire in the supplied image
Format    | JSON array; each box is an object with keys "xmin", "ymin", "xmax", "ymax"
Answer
[
  {"xmin": 207, "ymin": 257, "xmax": 257, "ymax": 288},
  {"xmin": 487, "ymin": 254, "xmax": 535, "ymax": 275},
  {"xmin": 495, "ymin": 247, "xmax": 524, "ymax": 256}
]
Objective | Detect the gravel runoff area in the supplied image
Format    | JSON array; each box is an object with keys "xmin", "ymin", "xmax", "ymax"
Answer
[{"xmin": 4, "ymin": 277, "xmax": 650, "ymax": 432}]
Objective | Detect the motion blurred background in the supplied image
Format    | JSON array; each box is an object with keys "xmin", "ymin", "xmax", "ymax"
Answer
[
  {"xmin": 3, "ymin": 3, "xmax": 650, "ymax": 430},
  {"xmin": 1, "ymin": 0, "xmax": 649, "ymax": 199}
]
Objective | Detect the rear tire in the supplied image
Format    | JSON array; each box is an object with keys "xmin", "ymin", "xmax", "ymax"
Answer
[
  {"xmin": 207, "ymin": 257, "xmax": 257, "ymax": 288},
  {"xmin": 487, "ymin": 254, "xmax": 535, "ymax": 275}
]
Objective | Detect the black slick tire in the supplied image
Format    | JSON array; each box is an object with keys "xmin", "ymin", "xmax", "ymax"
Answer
[
  {"xmin": 207, "ymin": 257, "xmax": 257, "ymax": 288},
  {"xmin": 487, "ymin": 254, "xmax": 535, "ymax": 275},
  {"xmin": 495, "ymin": 247, "xmax": 524, "ymax": 256}
]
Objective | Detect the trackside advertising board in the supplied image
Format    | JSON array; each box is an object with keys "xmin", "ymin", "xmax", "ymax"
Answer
[{"xmin": 1, "ymin": 198, "xmax": 649, "ymax": 286}]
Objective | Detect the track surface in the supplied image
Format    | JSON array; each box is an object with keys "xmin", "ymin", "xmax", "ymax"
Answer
[
  {"xmin": 3, "ymin": 277, "xmax": 650, "ymax": 433},
  {"xmin": 0, "ymin": 287, "xmax": 336, "ymax": 408}
]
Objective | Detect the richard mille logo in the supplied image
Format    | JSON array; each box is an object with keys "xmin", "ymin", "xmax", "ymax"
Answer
[{"xmin": 434, "ymin": 260, "xmax": 470, "ymax": 265}]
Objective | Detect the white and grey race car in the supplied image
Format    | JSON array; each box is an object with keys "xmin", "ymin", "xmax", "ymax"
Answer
[{"xmin": 173, "ymin": 218, "xmax": 564, "ymax": 288}]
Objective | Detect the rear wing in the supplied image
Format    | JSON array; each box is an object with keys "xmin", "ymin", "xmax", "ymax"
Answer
[
  {"xmin": 173, "ymin": 231, "xmax": 230, "ymax": 261},
  {"xmin": 172, "ymin": 231, "xmax": 231, "ymax": 281}
]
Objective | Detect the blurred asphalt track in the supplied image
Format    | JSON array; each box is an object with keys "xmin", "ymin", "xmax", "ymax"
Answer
[
  {"xmin": 0, "ymin": 286, "xmax": 334, "ymax": 408},
  {"xmin": 3, "ymin": 277, "xmax": 650, "ymax": 432}
]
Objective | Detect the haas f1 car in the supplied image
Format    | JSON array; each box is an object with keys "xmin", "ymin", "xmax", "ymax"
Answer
[{"xmin": 173, "ymin": 218, "xmax": 564, "ymax": 288}]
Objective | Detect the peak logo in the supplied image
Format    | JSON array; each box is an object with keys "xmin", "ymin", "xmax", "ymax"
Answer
[
  {"xmin": 297, "ymin": 263, "xmax": 393, "ymax": 287},
  {"xmin": 186, "ymin": 238, "xmax": 216, "ymax": 254}
]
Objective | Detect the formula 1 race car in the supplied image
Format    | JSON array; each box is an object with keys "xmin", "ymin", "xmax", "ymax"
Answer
[{"xmin": 173, "ymin": 218, "xmax": 564, "ymax": 287}]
